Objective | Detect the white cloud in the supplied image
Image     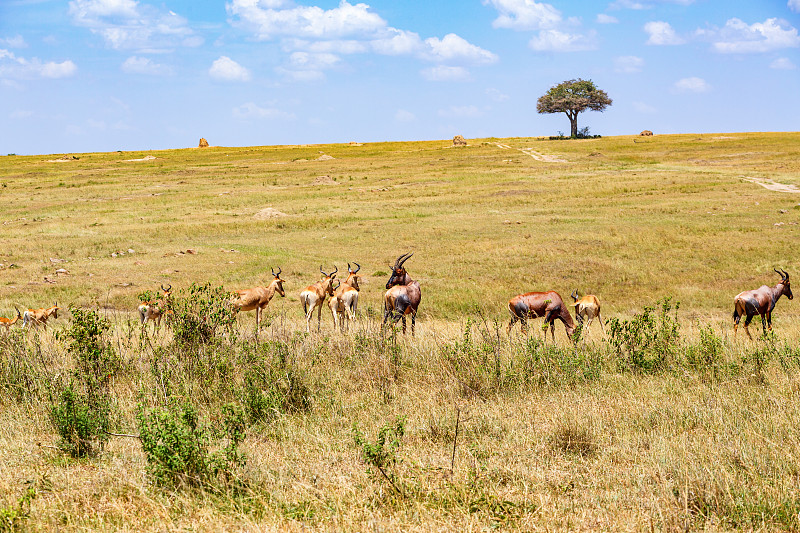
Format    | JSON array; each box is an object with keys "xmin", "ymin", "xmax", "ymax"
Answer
[
  {"xmin": 529, "ymin": 29, "xmax": 598, "ymax": 52},
  {"xmin": 0, "ymin": 35, "xmax": 27, "ymax": 48},
  {"xmin": 596, "ymin": 14, "xmax": 619, "ymax": 24},
  {"xmin": 0, "ymin": 49, "xmax": 77, "ymax": 79},
  {"xmin": 771, "ymin": 57, "xmax": 796, "ymax": 69},
  {"xmin": 789, "ymin": 0, "xmax": 800, "ymax": 13},
  {"xmin": 438, "ymin": 105, "xmax": 483, "ymax": 118},
  {"xmin": 673, "ymin": 77, "xmax": 710, "ymax": 93},
  {"xmin": 395, "ymin": 109, "xmax": 416, "ymax": 122},
  {"xmin": 121, "ymin": 56, "xmax": 172, "ymax": 75},
  {"xmin": 423, "ymin": 34, "xmax": 498, "ymax": 64},
  {"xmin": 370, "ymin": 29, "xmax": 424, "ymax": 56},
  {"xmin": 421, "ymin": 65, "xmax": 471, "ymax": 81},
  {"xmin": 209, "ymin": 56, "xmax": 251, "ymax": 81},
  {"xmin": 633, "ymin": 101, "xmax": 657, "ymax": 113},
  {"xmin": 611, "ymin": 0, "xmax": 694, "ymax": 8},
  {"xmin": 614, "ymin": 55, "xmax": 644, "ymax": 73},
  {"xmin": 69, "ymin": 0, "xmax": 200, "ymax": 51},
  {"xmin": 703, "ymin": 18, "xmax": 800, "ymax": 53},
  {"xmin": 483, "ymin": 0, "xmax": 562, "ymax": 31},
  {"xmin": 288, "ymin": 51, "xmax": 340, "ymax": 70},
  {"xmin": 644, "ymin": 21, "xmax": 685, "ymax": 45},
  {"xmin": 486, "ymin": 88, "xmax": 509, "ymax": 102},
  {"xmin": 233, "ymin": 102, "xmax": 294, "ymax": 120}
]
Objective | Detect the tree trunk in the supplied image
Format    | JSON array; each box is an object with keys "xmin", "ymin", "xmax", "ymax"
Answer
[{"xmin": 568, "ymin": 111, "xmax": 578, "ymax": 138}]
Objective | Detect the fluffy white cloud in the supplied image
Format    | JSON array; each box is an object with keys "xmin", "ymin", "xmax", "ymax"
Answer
[
  {"xmin": 596, "ymin": 14, "xmax": 619, "ymax": 24},
  {"xmin": 420, "ymin": 65, "xmax": 471, "ymax": 82},
  {"xmin": 395, "ymin": 109, "xmax": 416, "ymax": 122},
  {"xmin": 483, "ymin": 0, "xmax": 562, "ymax": 31},
  {"xmin": 529, "ymin": 29, "xmax": 597, "ymax": 52},
  {"xmin": 0, "ymin": 49, "xmax": 77, "ymax": 79},
  {"xmin": 121, "ymin": 56, "xmax": 172, "ymax": 75},
  {"xmin": 614, "ymin": 55, "xmax": 644, "ymax": 73},
  {"xmin": 770, "ymin": 57, "xmax": 797, "ymax": 69},
  {"xmin": 644, "ymin": 21, "xmax": 685, "ymax": 45},
  {"xmin": 233, "ymin": 102, "xmax": 295, "ymax": 120},
  {"xmin": 0, "ymin": 35, "xmax": 27, "ymax": 48},
  {"xmin": 789, "ymin": 0, "xmax": 800, "ymax": 13},
  {"xmin": 704, "ymin": 18, "xmax": 800, "ymax": 53},
  {"xmin": 209, "ymin": 56, "xmax": 251, "ymax": 81},
  {"xmin": 673, "ymin": 76, "xmax": 710, "ymax": 93},
  {"xmin": 69, "ymin": 0, "xmax": 200, "ymax": 51},
  {"xmin": 423, "ymin": 34, "xmax": 498, "ymax": 64}
]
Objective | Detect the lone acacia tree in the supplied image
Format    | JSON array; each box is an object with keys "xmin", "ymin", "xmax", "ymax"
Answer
[{"xmin": 537, "ymin": 79, "xmax": 612, "ymax": 138}]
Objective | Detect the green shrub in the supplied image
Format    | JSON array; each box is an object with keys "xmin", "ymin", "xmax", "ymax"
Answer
[
  {"xmin": 607, "ymin": 297, "xmax": 681, "ymax": 373},
  {"xmin": 166, "ymin": 283, "xmax": 238, "ymax": 347},
  {"xmin": 0, "ymin": 486, "xmax": 36, "ymax": 533},
  {"xmin": 50, "ymin": 384, "xmax": 110, "ymax": 457},
  {"xmin": 685, "ymin": 325, "xmax": 724, "ymax": 379},
  {"xmin": 353, "ymin": 418, "xmax": 406, "ymax": 495}
]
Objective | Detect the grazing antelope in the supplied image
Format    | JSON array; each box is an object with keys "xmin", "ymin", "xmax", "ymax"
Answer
[
  {"xmin": 329, "ymin": 262, "xmax": 361, "ymax": 331},
  {"xmin": 138, "ymin": 284, "xmax": 172, "ymax": 329},
  {"xmin": 0, "ymin": 307, "xmax": 22, "ymax": 333},
  {"xmin": 507, "ymin": 291, "xmax": 576, "ymax": 342},
  {"xmin": 300, "ymin": 266, "xmax": 337, "ymax": 333},
  {"xmin": 23, "ymin": 303, "xmax": 60, "ymax": 329},
  {"xmin": 383, "ymin": 253, "xmax": 422, "ymax": 335},
  {"xmin": 733, "ymin": 269, "xmax": 793, "ymax": 339},
  {"xmin": 570, "ymin": 290, "xmax": 605, "ymax": 337},
  {"xmin": 231, "ymin": 267, "xmax": 286, "ymax": 330}
]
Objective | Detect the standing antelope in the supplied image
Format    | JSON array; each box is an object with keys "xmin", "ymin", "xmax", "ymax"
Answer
[
  {"xmin": 329, "ymin": 262, "xmax": 361, "ymax": 331},
  {"xmin": 301, "ymin": 266, "xmax": 337, "ymax": 333},
  {"xmin": 231, "ymin": 267, "xmax": 286, "ymax": 330},
  {"xmin": 0, "ymin": 307, "xmax": 22, "ymax": 333},
  {"xmin": 383, "ymin": 253, "xmax": 421, "ymax": 335},
  {"xmin": 23, "ymin": 303, "xmax": 60, "ymax": 329},
  {"xmin": 733, "ymin": 268, "xmax": 793, "ymax": 339},
  {"xmin": 570, "ymin": 290, "xmax": 605, "ymax": 337},
  {"xmin": 138, "ymin": 284, "xmax": 172, "ymax": 329},
  {"xmin": 507, "ymin": 291, "xmax": 576, "ymax": 342}
]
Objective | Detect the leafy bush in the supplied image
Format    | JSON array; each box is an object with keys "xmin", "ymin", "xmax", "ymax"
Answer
[
  {"xmin": 242, "ymin": 343, "xmax": 312, "ymax": 424},
  {"xmin": 50, "ymin": 384, "xmax": 110, "ymax": 457},
  {"xmin": 685, "ymin": 325, "xmax": 724, "ymax": 379},
  {"xmin": 0, "ymin": 486, "xmax": 36, "ymax": 533},
  {"xmin": 353, "ymin": 418, "xmax": 406, "ymax": 495},
  {"xmin": 166, "ymin": 283, "xmax": 238, "ymax": 347},
  {"xmin": 607, "ymin": 297, "xmax": 681, "ymax": 373}
]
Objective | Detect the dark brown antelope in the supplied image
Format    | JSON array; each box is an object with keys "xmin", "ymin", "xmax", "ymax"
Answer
[
  {"xmin": 329, "ymin": 262, "xmax": 361, "ymax": 331},
  {"xmin": 507, "ymin": 291, "xmax": 576, "ymax": 342},
  {"xmin": 383, "ymin": 253, "xmax": 421, "ymax": 335},
  {"xmin": 570, "ymin": 290, "xmax": 605, "ymax": 337},
  {"xmin": 300, "ymin": 265, "xmax": 337, "ymax": 332},
  {"xmin": 0, "ymin": 307, "xmax": 22, "ymax": 333},
  {"xmin": 733, "ymin": 269, "xmax": 793, "ymax": 339},
  {"xmin": 23, "ymin": 302, "xmax": 60, "ymax": 329},
  {"xmin": 138, "ymin": 284, "xmax": 171, "ymax": 329},
  {"xmin": 232, "ymin": 267, "xmax": 286, "ymax": 330}
]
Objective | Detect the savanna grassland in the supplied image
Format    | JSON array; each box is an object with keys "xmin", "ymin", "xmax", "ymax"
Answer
[{"xmin": 1, "ymin": 133, "xmax": 800, "ymax": 531}]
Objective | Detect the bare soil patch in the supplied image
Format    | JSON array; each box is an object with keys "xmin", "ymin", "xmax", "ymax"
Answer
[
  {"xmin": 253, "ymin": 207, "xmax": 288, "ymax": 219},
  {"xmin": 742, "ymin": 176, "xmax": 800, "ymax": 193}
]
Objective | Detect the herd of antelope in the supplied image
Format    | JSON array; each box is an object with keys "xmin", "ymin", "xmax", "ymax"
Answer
[{"xmin": 0, "ymin": 255, "xmax": 792, "ymax": 342}]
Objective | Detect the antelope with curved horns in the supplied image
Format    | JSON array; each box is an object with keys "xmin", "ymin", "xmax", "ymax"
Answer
[
  {"xmin": 231, "ymin": 267, "xmax": 286, "ymax": 331},
  {"xmin": 300, "ymin": 265, "xmax": 337, "ymax": 333},
  {"xmin": 383, "ymin": 253, "xmax": 421, "ymax": 335},
  {"xmin": 329, "ymin": 262, "xmax": 361, "ymax": 331},
  {"xmin": 570, "ymin": 290, "xmax": 605, "ymax": 337},
  {"xmin": 138, "ymin": 284, "xmax": 172, "ymax": 329},
  {"xmin": 507, "ymin": 290, "xmax": 576, "ymax": 342},
  {"xmin": 733, "ymin": 268, "xmax": 793, "ymax": 339},
  {"xmin": 23, "ymin": 302, "xmax": 60, "ymax": 329},
  {"xmin": 0, "ymin": 306, "xmax": 22, "ymax": 333}
]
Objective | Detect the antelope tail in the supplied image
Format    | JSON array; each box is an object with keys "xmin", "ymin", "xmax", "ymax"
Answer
[{"xmin": 302, "ymin": 295, "xmax": 308, "ymax": 315}]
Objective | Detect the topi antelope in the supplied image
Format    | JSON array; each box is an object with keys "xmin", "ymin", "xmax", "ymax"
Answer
[
  {"xmin": 570, "ymin": 290, "xmax": 605, "ymax": 337},
  {"xmin": 383, "ymin": 253, "xmax": 421, "ymax": 335},
  {"xmin": 507, "ymin": 291, "xmax": 576, "ymax": 342},
  {"xmin": 301, "ymin": 265, "xmax": 337, "ymax": 333},
  {"xmin": 0, "ymin": 306, "xmax": 22, "ymax": 333},
  {"xmin": 23, "ymin": 302, "xmax": 60, "ymax": 329},
  {"xmin": 733, "ymin": 268, "xmax": 793, "ymax": 339},
  {"xmin": 138, "ymin": 284, "xmax": 172, "ymax": 329},
  {"xmin": 329, "ymin": 262, "xmax": 361, "ymax": 331},
  {"xmin": 231, "ymin": 267, "xmax": 286, "ymax": 330}
]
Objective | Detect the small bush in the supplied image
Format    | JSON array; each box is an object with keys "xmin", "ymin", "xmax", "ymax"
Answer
[
  {"xmin": 167, "ymin": 283, "xmax": 237, "ymax": 347},
  {"xmin": 0, "ymin": 486, "xmax": 36, "ymax": 533},
  {"xmin": 353, "ymin": 418, "xmax": 406, "ymax": 495},
  {"xmin": 50, "ymin": 384, "xmax": 110, "ymax": 457},
  {"xmin": 685, "ymin": 325, "xmax": 724, "ymax": 379},
  {"xmin": 607, "ymin": 297, "xmax": 681, "ymax": 373}
]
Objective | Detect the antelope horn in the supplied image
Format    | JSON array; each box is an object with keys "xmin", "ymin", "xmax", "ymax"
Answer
[
  {"xmin": 782, "ymin": 269, "xmax": 789, "ymax": 279},
  {"xmin": 320, "ymin": 265, "xmax": 328, "ymax": 277},
  {"xmin": 331, "ymin": 265, "xmax": 338, "ymax": 276},
  {"xmin": 775, "ymin": 268, "xmax": 785, "ymax": 280},
  {"xmin": 14, "ymin": 306, "xmax": 21, "ymax": 318},
  {"xmin": 272, "ymin": 266, "xmax": 281, "ymax": 278},
  {"xmin": 352, "ymin": 262, "xmax": 361, "ymax": 273},
  {"xmin": 397, "ymin": 253, "xmax": 413, "ymax": 268}
]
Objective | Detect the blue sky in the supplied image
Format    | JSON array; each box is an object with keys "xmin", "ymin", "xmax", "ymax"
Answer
[{"xmin": 1, "ymin": 0, "xmax": 798, "ymax": 155}]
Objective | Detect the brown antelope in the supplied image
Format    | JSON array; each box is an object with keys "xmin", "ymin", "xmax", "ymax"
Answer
[
  {"xmin": 734, "ymin": 269, "xmax": 793, "ymax": 339},
  {"xmin": 328, "ymin": 262, "xmax": 361, "ymax": 331},
  {"xmin": 383, "ymin": 253, "xmax": 421, "ymax": 335},
  {"xmin": 231, "ymin": 267, "xmax": 286, "ymax": 330},
  {"xmin": 138, "ymin": 284, "xmax": 172, "ymax": 329},
  {"xmin": 507, "ymin": 291, "xmax": 576, "ymax": 342},
  {"xmin": 300, "ymin": 266, "xmax": 337, "ymax": 333},
  {"xmin": 570, "ymin": 290, "xmax": 605, "ymax": 337},
  {"xmin": 0, "ymin": 307, "xmax": 22, "ymax": 332},
  {"xmin": 23, "ymin": 302, "xmax": 60, "ymax": 329}
]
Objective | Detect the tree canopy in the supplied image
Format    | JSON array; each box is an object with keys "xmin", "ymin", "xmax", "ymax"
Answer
[{"xmin": 536, "ymin": 79, "xmax": 612, "ymax": 138}]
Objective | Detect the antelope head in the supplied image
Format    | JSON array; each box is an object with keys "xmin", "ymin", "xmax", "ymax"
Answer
[
  {"xmin": 386, "ymin": 253, "xmax": 412, "ymax": 289},
  {"xmin": 320, "ymin": 265, "xmax": 338, "ymax": 296},
  {"xmin": 776, "ymin": 268, "xmax": 792, "ymax": 300},
  {"xmin": 347, "ymin": 262, "xmax": 361, "ymax": 290},
  {"xmin": 271, "ymin": 267, "xmax": 286, "ymax": 297},
  {"xmin": 570, "ymin": 290, "xmax": 579, "ymax": 303},
  {"xmin": 160, "ymin": 284, "xmax": 172, "ymax": 298}
]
